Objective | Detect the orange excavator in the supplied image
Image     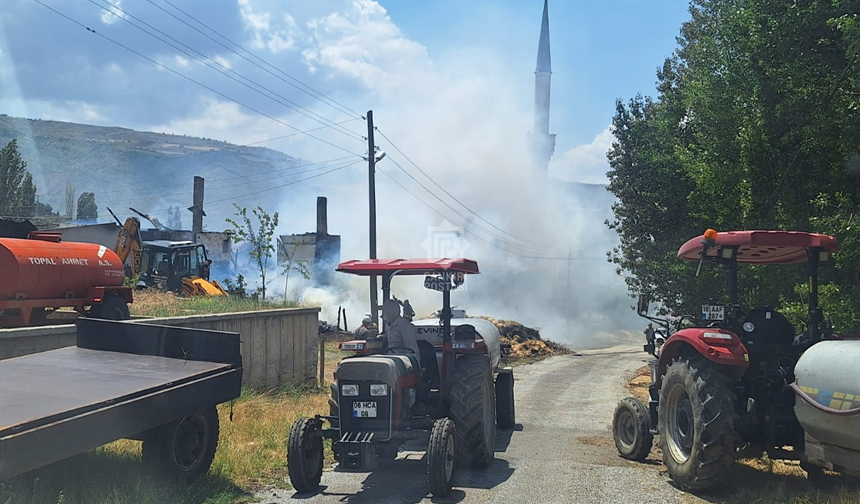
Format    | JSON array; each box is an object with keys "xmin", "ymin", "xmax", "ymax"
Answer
[{"xmin": 113, "ymin": 215, "xmax": 227, "ymax": 297}]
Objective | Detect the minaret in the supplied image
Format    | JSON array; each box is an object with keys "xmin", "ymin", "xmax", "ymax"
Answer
[{"xmin": 528, "ymin": 0, "xmax": 556, "ymax": 187}]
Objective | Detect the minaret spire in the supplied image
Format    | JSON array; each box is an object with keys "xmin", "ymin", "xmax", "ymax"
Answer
[{"xmin": 528, "ymin": 0, "xmax": 556, "ymax": 187}]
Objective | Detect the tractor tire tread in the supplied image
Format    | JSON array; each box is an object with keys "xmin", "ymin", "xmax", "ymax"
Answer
[
  {"xmin": 288, "ymin": 417, "xmax": 323, "ymax": 494},
  {"xmin": 658, "ymin": 355, "xmax": 738, "ymax": 491},
  {"xmin": 449, "ymin": 355, "xmax": 495, "ymax": 468}
]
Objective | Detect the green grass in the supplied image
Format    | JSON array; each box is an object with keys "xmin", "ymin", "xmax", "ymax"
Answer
[
  {"xmin": 129, "ymin": 290, "xmax": 302, "ymax": 318},
  {"xmin": 0, "ymin": 383, "xmax": 330, "ymax": 504}
]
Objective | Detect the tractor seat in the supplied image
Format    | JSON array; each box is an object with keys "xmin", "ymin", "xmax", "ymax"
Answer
[{"xmin": 742, "ymin": 307, "xmax": 796, "ymax": 346}]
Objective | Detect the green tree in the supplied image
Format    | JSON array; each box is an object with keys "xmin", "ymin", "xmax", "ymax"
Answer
[
  {"xmin": 607, "ymin": 0, "xmax": 860, "ymax": 326},
  {"xmin": 16, "ymin": 173, "xmax": 36, "ymax": 218},
  {"xmin": 76, "ymin": 192, "xmax": 98, "ymax": 220},
  {"xmin": 226, "ymin": 204, "xmax": 278, "ymax": 301},
  {"xmin": 279, "ymin": 241, "xmax": 313, "ymax": 300},
  {"xmin": 0, "ymin": 139, "xmax": 29, "ymax": 217}
]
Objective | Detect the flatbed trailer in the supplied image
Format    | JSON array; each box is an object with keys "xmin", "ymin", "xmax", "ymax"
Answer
[{"xmin": 0, "ymin": 318, "xmax": 243, "ymax": 481}]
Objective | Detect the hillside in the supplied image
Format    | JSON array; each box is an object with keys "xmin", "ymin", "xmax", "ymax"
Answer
[{"xmin": 0, "ymin": 115, "xmax": 309, "ymax": 224}]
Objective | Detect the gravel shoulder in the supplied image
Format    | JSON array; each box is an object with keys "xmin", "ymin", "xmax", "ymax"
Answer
[{"xmin": 255, "ymin": 345, "xmax": 705, "ymax": 504}]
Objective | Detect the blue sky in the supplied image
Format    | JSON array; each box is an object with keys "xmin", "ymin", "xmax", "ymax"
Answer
[{"xmin": 0, "ymin": 0, "xmax": 692, "ymax": 184}]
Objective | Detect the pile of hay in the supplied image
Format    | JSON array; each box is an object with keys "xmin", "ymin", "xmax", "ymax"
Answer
[{"xmin": 481, "ymin": 317, "xmax": 572, "ymax": 358}]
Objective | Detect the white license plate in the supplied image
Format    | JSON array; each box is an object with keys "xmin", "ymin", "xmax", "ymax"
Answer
[
  {"xmin": 702, "ymin": 305, "xmax": 725, "ymax": 321},
  {"xmin": 353, "ymin": 401, "xmax": 377, "ymax": 418}
]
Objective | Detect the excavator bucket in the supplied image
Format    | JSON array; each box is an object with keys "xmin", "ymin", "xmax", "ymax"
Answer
[{"xmin": 181, "ymin": 277, "xmax": 228, "ymax": 297}]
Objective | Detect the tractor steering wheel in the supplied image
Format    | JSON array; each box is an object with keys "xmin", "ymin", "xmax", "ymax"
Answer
[{"xmin": 385, "ymin": 346, "xmax": 416, "ymax": 354}]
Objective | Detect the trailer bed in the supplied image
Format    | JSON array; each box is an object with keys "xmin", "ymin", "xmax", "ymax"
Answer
[
  {"xmin": 0, "ymin": 347, "xmax": 231, "ymax": 437},
  {"xmin": 0, "ymin": 318, "xmax": 243, "ymax": 480}
]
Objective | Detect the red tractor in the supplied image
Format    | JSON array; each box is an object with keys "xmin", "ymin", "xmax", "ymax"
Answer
[
  {"xmin": 612, "ymin": 229, "xmax": 850, "ymax": 490},
  {"xmin": 287, "ymin": 258, "xmax": 515, "ymax": 497}
]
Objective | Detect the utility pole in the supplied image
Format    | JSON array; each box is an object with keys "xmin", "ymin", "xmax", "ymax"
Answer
[{"xmin": 367, "ymin": 110, "xmax": 379, "ymax": 325}]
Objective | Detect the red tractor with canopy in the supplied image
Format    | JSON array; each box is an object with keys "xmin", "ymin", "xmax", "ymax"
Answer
[
  {"xmin": 612, "ymin": 230, "xmax": 846, "ymax": 490},
  {"xmin": 287, "ymin": 258, "xmax": 514, "ymax": 498}
]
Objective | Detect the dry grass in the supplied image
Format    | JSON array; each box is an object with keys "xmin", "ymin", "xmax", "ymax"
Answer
[
  {"xmin": 624, "ymin": 368, "xmax": 860, "ymax": 504},
  {"xmin": 129, "ymin": 290, "xmax": 301, "ymax": 318},
  {"xmin": 0, "ymin": 384, "xmax": 330, "ymax": 504}
]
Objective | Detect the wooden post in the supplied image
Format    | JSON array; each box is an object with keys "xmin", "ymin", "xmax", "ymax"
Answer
[
  {"xmin": 337, "ymin": 306, "xmax": 342, "ymax": 331},
  {"xmin": 319, "ymin": 334, "xmax": 326, "ymax": 387},
  {"xmin": 343, "ymin": 310, "xmax": 349, "ymax": 332},
  {"xmin": 367, "ymin": 110, "xmax": 378, "ymax": 326}
]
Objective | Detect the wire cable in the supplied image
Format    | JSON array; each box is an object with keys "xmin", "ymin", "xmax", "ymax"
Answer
[
  {"xmin": 376, "ymin": 167, "xmax": 601, "ymax": 260},
  {"xmin": 376, "ymin": 128, "xmax": 552, "ymax": 248},
  {"xmin": 89, "ymin": 0, "xmax": 365, "ymax": 143},
  {"xmin": 31, "ymin": 0, "xmax": 362, "ymax": 157},
  {"xmin": 383, "ymin": 156, "xmax": 548, "ymax": 255},
  {"xmin": 147, "ymin": 0, "xmax": 364, "ymax": 120}
]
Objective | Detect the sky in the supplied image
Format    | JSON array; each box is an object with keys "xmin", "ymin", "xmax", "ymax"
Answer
[
  {"xmin": 0, "ymin": 0, "xmax": 692, "ymax": 185},
  {"xmin": 0, "ymin": 0, "xmax": 694, "ymax": 340}
]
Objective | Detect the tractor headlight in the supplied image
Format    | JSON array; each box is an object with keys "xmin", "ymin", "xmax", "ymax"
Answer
[
  {"xmin": 370, "ymin": 384, "xmax": 388, "ymax": 396},
  {"xmin": 341, "ymin": 384, "xmax": 359, "ymax": 396},
  {"xmin": 743, "ymin": 322, "xmax": 755, "ymax": 333}
]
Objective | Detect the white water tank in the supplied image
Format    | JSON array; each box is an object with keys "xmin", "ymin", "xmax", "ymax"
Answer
[{"xmin": 794, "ymin": 340, "xmax": 860, "ymax": 453}]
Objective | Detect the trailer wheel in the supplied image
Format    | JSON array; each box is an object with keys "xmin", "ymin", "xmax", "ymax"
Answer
[
  {"xmin": 90, "ymin": 295, "xmax": 130, "ymax": 321},
  {"xmin": 141, "ymin": 407, "xmax": 219, "ymax": 482},
  {"xmin": 658, "ymin": 356, "xmax": 737, "ymax": 490},
  {"xmin": 428, "ymin": 418, "xmax": 457, "ymax": 497},
  {"xmin": 495, "ymin": 371, "xmax": 516, "ymax": 429},
  {"xmin": 288, "ymin": 417, "xmax": 323, "ymax": 494},
  {"xmin": 449, "ymin": 355, "xmax": 496, "ymax": 468},
  {"xmin": 612, "ymin": 397, "xmax": 653, "ymax": 461}
]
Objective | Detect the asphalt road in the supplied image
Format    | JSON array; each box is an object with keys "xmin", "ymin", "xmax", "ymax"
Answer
[{"xmin": 256, "ymin": 346, "xmax": 702, "ymax": 504}]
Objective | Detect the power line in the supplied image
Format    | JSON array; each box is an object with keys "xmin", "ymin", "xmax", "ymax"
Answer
[
  {"xmin": 376, "ymin": 167, "xmax": 600, "ymax": 260},
  {"xmin": 148, "ymin": 159, "xmax": 362, "ymax": 213},
  {"xmin": 98, "ymin": 157, "xmax": 359, "ymax": 207},
  {"xmin": 89, "ymin": 0, "xmax": 365, "ymax": 143},
  {"xmin": 147, "ymin": 0, "xmax": 364, "ymax": 120},
  {"xmin": 246, "ymin": 119, "xmax": 362, "ymax": 146},
  {"xmin": 31, "ymin": 0, "xmax": 362, "ymax": 157},
  {"xmin": 383, "ymin": 155, "xmax": 548, "ymax": 255},
  {"xmin": 95, "ymin": 156, "xmax": 359, "ymax": 196},
  {"xmin": 375, "ymin": 128, "xmax": 552, "ymax": 248}
]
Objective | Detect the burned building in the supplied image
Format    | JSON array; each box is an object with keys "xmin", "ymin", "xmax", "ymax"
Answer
[{"xmin": 277, "ymin": 197, "xmax": 341, "ymax": 286}]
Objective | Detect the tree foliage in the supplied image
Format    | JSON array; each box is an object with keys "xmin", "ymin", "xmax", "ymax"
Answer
[
  {"xmin": 608, "ymin": 0, "xmax": 860, "ymax": 331},
  {"xmin": 0, "ymin": 139, "xmax": 39, "ymax": 218},
  {"xmin": 76, "ymin": 192, "xmax": 98, "ymax": 220},
  {"xmin": 226, "ymin": 204, "xmax": 278, "ymax": 301}
]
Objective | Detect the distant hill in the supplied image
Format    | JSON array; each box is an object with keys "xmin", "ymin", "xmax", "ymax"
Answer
[{"xmin": 0, "ymin": 115, "xmax": 309, "ymax": 225}]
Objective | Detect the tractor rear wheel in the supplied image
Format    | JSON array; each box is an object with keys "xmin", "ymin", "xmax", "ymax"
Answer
[
  {"xmin": 613, "ymin": 397, "xmax": 653, "ymax": 461},
  {"xmin": 658, "ymin": 356, "xmax": 738, "ymax": 491},
  {"xmin": 495, "ymin": 371, "xmax": 516, "ymax": 429},
  {"xmin": 288, "ymin": 417, "xmax": 323, "ymax": 494},
  {"xmin": 427, "ymin": 418, "xmax": 457, "ymax": 497},
  {"xmin": 449, "ymin": 355, "xmax": 496, "ymax": 468}
]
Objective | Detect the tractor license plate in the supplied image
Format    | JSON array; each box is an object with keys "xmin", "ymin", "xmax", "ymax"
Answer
[
  {"xmin": 353, "ymin": 401, "xmax": 377, "ymax": 418},
  {"xmin": 702, "ymin": 305, "xmax": 725, "ymax": 321}
]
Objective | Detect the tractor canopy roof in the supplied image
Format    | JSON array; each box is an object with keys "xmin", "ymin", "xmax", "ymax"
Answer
[
  {"xmin": 336, "ymin": 258, "xmax": 480, "ymax": 275},
  {"xmin": 678, "ymin": 230, "xmax": 838, "ymax": 264}
]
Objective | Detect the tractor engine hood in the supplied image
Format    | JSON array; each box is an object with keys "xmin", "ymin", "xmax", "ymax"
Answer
[{"xmin": 335, "ymin": 355, "xmax": 417, "ymax": 386}]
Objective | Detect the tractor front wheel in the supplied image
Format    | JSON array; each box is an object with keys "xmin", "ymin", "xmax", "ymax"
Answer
[
  {"xmin": 495, "ymin": 371, "xmax": 516, "ymax": 429},
  {"xmin": 612, "ymin": 397, "xmax": 653, "ymax": 461},
  {"xmin": 427, "ymin": 418, "xmax": 457, "ymax": 497},
  {"xmin": 288, "ymin": 417, "xmax": 323, "ymax": 494},
  {"xmin": 658, "ymin": 356, "xmax": 738, "ymax": 491},
  {"xmin": 449, "ymin": 355, "xmax": 496, "ymax": 468}
]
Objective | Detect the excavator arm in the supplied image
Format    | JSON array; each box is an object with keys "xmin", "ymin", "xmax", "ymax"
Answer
[{"xmin": 114, "ymin": 217, "xmax": 143, "ymax": 277}]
